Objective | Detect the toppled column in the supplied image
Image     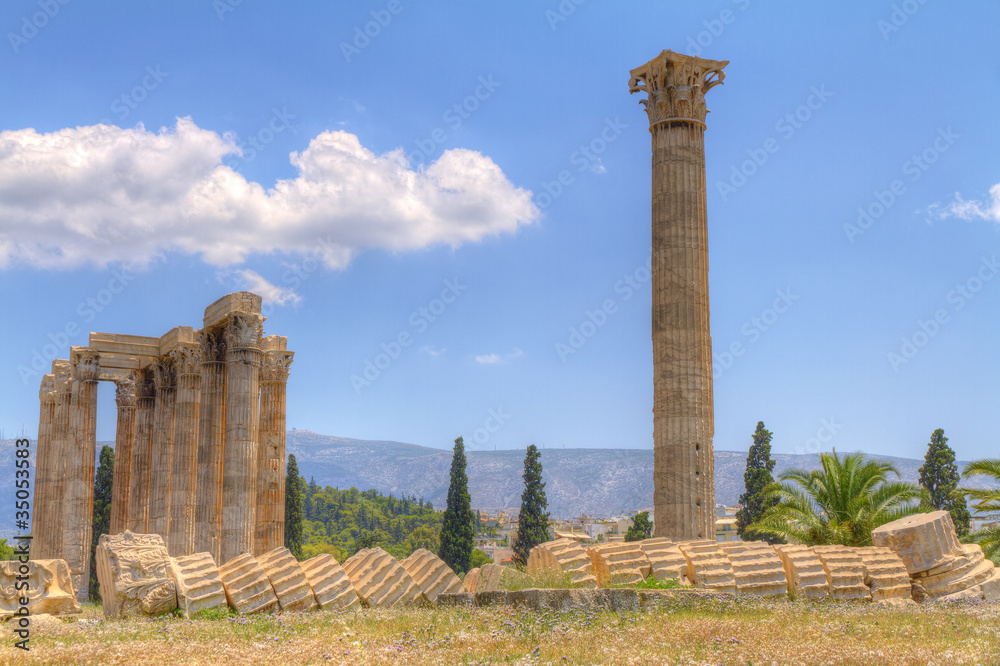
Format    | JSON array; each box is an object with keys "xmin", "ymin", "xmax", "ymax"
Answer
[
  {"xmin": 720, "ymin": 541, "xmax": 788, "ymax": 598},
  {"xmin": 462, "ymin": 563, "xmax": 534, "ymax": 593},
  {"xmin": 195, "ymin": 328, "xmax": 226, "ymax": 563},
  {"xmin": 586, "ymin": 542, "xmax": 651, "ymax": 587},
  {"xmin": 400, "ymin": 548, "xmax": 465, "ymax": 602},
  {"xmin": 257, "ymin": 547, "xmax": 318, "ymax": 612},
  {"xmin": 774, "ymin": 544, "xmax": 829, "ymax": 599},
  {"xmin": 170, "ymin": 551, "xmax": 227, "ymax": 618},
  {"xmin": 254, "ymin": 338, "xmax": 293, "ymax": 556},
  {"xmin": 300, "ymin": 554, "xmax": 360, "ymax": 610},
  {"xmin": 168, "ymin": 342, "xmax": 202, "ymax": 557},
  {"xmin": 856, "ymin": 547, "xmax": 914, "ymax": 604},
  {"xmin": 31, "ymin": 374, "xmax": 57, "ymax": 559},
  {"xmin": 637, "ymin": 538, "xmax": 689, "ymax": 583},
  {"xmin": 218, "ymin": 553, "xmax": 279, "ymax": 614},
  {"xmin": 148, "ymin": 355, "xmax": 177, "ymax": 545},
  {"xmin": 95, "ymin": 531, "xmax": 178, "ymax": 617},
  {"xmin": 0, "ymin": 559, "xmax": 80, "ymax": 617},
  {"xmin": 64, "ymin": 348, "xmax": 100, "ymax": 601},
  {"xmin": 871, "ymin": 511, "xmax": 965, "ymax": 575},
  {"xmin": 341, "ymin": 547, "xmax": 424, "ymax": 607},
  {"xmin": 109, "ymin": 376, "xmax": 137, "ymax": 536},
  {"xmin": 128, "ymin": 369, "xmax": 156, "ymax": 533},
  {"xmin": 811, "ymin": 546, "xmax": 871, "ymax": 601},
  {"xmin": 676, "ymin": 540, "xmax": 736, "ymax": 594},
  {"xmin": 912, "ymin": 544, "xmax": 996, "ymax": 601},
  {"xmin": 526, "ymin": 539, "xmax": 599, "ymax": 588}
]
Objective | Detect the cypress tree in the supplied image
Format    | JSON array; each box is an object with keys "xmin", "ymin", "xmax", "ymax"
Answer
[
  {"xmin": 285, "ymin": 454, "xmax": 305, "ymax": 559},
  {"xmin": 513, "ymin": 444, "xmax": 550, "ymax": 565},
  {"xmin": 439, "ymin": 436, "xmax": 474, "ymax": 575},
  {"xmin": 624, "ymin": 511, "xmax": 653, "ymax": 542},
  {"xmin": 736, "ymin": 421, "xmax": 783, "ymax": 544},
  {"xmin": 919, "ymin": 429, "xmax": 971, "ymax": 537},
  {"xmin": 90, "ymin": 445, "xmax": 114, "ymax": 601}
]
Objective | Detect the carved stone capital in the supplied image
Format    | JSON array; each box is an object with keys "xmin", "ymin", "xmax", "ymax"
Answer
[
  {"xmin": 115, "ymin": 377, "xmax": 137, "ymax": 408},
  {"xmin": 629, "ymin": 50, "xmax": 728, "ymax": 130},
  {"xmin": 198, "ymin": 328, "xmax": 227, "ymax": 363},
  {"xmin": 260, "ymin": 350, "xmax": 294, "ymax": 383},
  {"xmin": 171, "ymin": 342, "xmax": 203, "ymax": 376},
  {"xmin": 136, "ymin": 371, "xmax": 156, "ymax": 400},
  {"xmin": 223, "ymin": 313, "xmax": 264, "ymax": 352},
  {"xmin": 152, "ymin": 357, "xmax": 176, "ymax": 390},
  {"xmin": 72, "ymin": 349, "xmax": 101, "ymax": 382},
  {"xmin": 39, "ymin": 375, "xmax": 57, "ymax": 404}
]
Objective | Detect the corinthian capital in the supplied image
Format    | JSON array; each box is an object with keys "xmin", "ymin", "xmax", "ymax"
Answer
[
  {"xmin": 223, "ymin": 313, "xmax": 264, "ymax": 351},
  {"xmin": 39, "ymin": 375, "xmax": 56, "ymax": 404},
  {"xmin": 198, "ymin": 328, "xmax": 227, "ymax": 363},
  {"xmin": 115, "ymin": 377, "xmax": 137, "ymax": 407},
  {"xmin": 629, "ymin": 50, "xmax": 728, "ymax": 130},
  {"xmin": 153, "ymin": 356, "xmax": 176, "ymax": 389},
  {"xmin": 260, "ymin": 350, "xmax": 294, "ymax": 383},
  {"xmin": 72, "ymin": 349, "xmax": 101, "ymax": 382},
  {"xmin": 136, "ymin": 370, "xmax": 156, "ymax": 400},
  {"xmin": 171, "ymin": 342, "xmax": 203, "ymax": 376}
]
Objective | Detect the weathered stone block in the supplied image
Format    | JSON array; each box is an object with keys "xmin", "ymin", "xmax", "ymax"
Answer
[
  {"xmin": 257, "ymin": 547, "xmax": 317, "ymax": 612},
  {"xmin": 400, "ymin": 548, "xmax": 464, "ymax": 602},
  {"xmin": 170, "ymin": 552, "xmax": 227, "ymax": 618},
  {"xmin": 856, "ymin": 547, "xmax": 913, "ymax": 604},
  {"xmin": 586, "ymin": 542, "xmax": 650, "ymax": 587},
  {"xmin": 218, "ymin": 553, "xmax": 278, "ymax": 615},
  {"xmin": 981, "ymin": 570, "xmax": 1000, "ymax": 602},
  {"xmin": 465, "ymin": 563, "xmax": 533, "ymax": 593},
  {"xmin": 676, "ymin": 540, "xmax": 736, "ymax": 594},
  {"xmin": 774, "ymin": 545, "xmax": 828, "ymax": 599},
  {"xmin": 0, "ymin": 559, "xmax": 80, "ymax": 617},
  {"xmin": 95, "ymin": 532, "xmax": 178, "ymax": 618},
  {"xmin": 871, "ymin": 510, "xmax": 965, "ymax": 574},
  {"xmin": 913, "ymin": 544, "xmax": 996, "ymax": 600},
  {"xmin": 436, "ymin": 592, "xmax": 474, "ymax": 608},
  {"xmin": 811, "ymin": 546, "xmax": 871, "ymax": 601},
  {"xmin": 637, "ymin": 538, "xmax": 689, "ymax": 584},
  {"xmin": 719, "ymin": 541, "xmax": 787, "ymax": 598},
  {"xmin": 341, "ymin": 547, "xmax": 423, "ymax": 607},
  {"xmin": 526, "ymin": 539, "xmax": 598, "ymax": 588},
  {"xmin": 300, "ymin": 554, "xmax": 360, "ymax": 611}
]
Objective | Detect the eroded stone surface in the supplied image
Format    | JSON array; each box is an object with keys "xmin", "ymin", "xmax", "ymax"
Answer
[
  {"xmin": 170, "ymin": 551, "xmax": 227, "ymax": 617},
  {"xmin": 638, "ymin": 538, "xmax": 689, "ymax": 584},
  {"xmin": 0, "ymin": 559, "xmax": 80, "ymax": 617},
  {"xmin": 95, "ymin": 532, "xmax": 178, "ymax": 618},
  {"xmin": 913, "ymin": 544, "xmax": 996, "ymax": 600},
  {"xmin": 526, "ymin": 539, "xmax": 598, "ymax": 588},
  {"xmin": 218, "ymin": 553, "xmax": 278, "ymax": 615},
  {"xmin": 400, "ymin": 549, "xmax": 464, "ymax": 602},
  {"xmin": 811, "ymin": 546, "xmax": 871, "ymax": 601},
  {"xmin": 464, "ymin": 563, "xmax": 533, "ymax": 593},
  {"xmin": 256, "ymin": 547, "xmax": 317, "ymax": 612},
  {"xmin": 676, "ymin": 540, "xmax": 736, "ymax": 594},
  {"xmin": 300, "ymin": 554, "xmax": 360, "ymax": 611},
  {"xmin": 774, "ymin": 544, "xmax": 829, "ymax": 600},
  {"xmin": 856, "ymin": 546, "xmax": 913, "ymax": 604},
  {"xmin": 586, "ymin": 542, "xmax": 651, "ymax": 587},
  {"xmin": 719, "ymin": 541, "xmax": 787, "ymax": 598},
  {"xmin": 341, "ymin": 547, "xmax": 423, "ymax": 607},
  {"xmin": 871, "ymin": 511, "xmax": 965, "ymax": 574}
]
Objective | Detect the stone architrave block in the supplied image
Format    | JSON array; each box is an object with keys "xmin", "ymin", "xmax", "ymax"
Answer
[
  {"xmin": 774, "ymin": 545, "xmax": 829, "ymax": 600},
  {"xmin": 218, "ymin": 553, "xmax": 279, "ymax": 615},
  {"xmin": 586, "ymin": 542, "xmax": 650, "ymax": 588},
  {"xmin": 341, "ymin": 547, "xmax": 424, "ymax": 608},
  {"xmin": 0, "ymin": 559, "xmax": 80, "ymax": 617},
  {"xmin": 676, "ymin": 540, "xmax": 736, "ymax": 594},
  {"xmin": 300, "ymin": 554, "xmax": 360, "ymax": 611},
  {"xmin": 95, "ymin": 532, "xmax": 178, "ymax": 618},
  {"xmin": 811, "ymin": 546, "xmax": 871, "ymax": 601},
  {"xmin": 638, "ymin": 538, "xmax": 689, "ymax": 584},
  {"xmin": 719, "ymin": 541, "xmax": 787, "ymax": 598},
  {"xmin": 526, "ymin": 539, "xmax": 598, "ymax": 588},
  {"xmin": 871, "ymin": 510, "xmax": 965, "ymax": 574},
  {"xmin": 400, "ymin": 549, "xmax": 464, "ymax": 603},
  {"xmin": 856, "ymin": 547, "xmax": 914, "ymax": 604},
  {"xmin": 170, "ymin": 552, "xmax": 227, "ymax": 617},
  {"xmin": 913, "ymin": 544, "xmax": 996, "ymax": 600},
  {"xmin": 257, "ymin": 547, "xmax": 317, "ymax": 612}
]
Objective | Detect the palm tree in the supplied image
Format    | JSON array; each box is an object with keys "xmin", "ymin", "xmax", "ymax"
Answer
[
  {"xmin": 748, "ymin": 449, "xmax": 926, "ymax": 546},
  {"xmin": 961, "ymin": 459, "xmax": 1000, "ymax": 561}
]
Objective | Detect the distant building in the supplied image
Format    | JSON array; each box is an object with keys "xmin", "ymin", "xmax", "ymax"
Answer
[{"xmin": 716, "ymin": 516, "xmax": 740, "ymax": 542}]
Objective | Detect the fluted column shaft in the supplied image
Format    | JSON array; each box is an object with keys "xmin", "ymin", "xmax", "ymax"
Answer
[
  {"xmin": 110, "ymin": 377, "xmax": 137, "ymax": 536},
  {"xmin": 128, "ymin": 371, "xmax": 156, "ymax": 533},
  {"xmin": 148, "ymin": 357, "xmax": 176, "ymax": 544},
  {"xmin": 31, "ymin": 375, "xmax": 56, "ymax": 559},
  {"xmin": 195, "ymin": 329, "xmax": 227, "ymax": 562},
  {"xmin": 64, "ymin": 350, "xmax": 99, "ymax": 601},
  {"xmin": 254, "ymin": 348, "xmax": 293, "ymax": 555},
  {"xmin": 168, "ymin": 343, "xmax": 202, "ymax": 556},
  {"xmin": 45, "ymin": 365, "xmax": 72, "ymax": 559}
]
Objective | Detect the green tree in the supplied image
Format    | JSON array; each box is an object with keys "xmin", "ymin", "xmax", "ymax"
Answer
[
  {"xmin": 89, "ymin": 445, "xmax": 114, "ymax": 601},
  {"xmin": 406, "ymin": 524, "xmax": 440, "ymax": 554},
  {"xmin": 735, "ymin": 421, "xmax": 784, "ymax": 544},
  {"xmin": 439, "ymin": 436, "xmax": 475, "ymax": 575},
  {"xmin": 749, "ymin": 449, "xmax": 926, "ymax": 547},
  {"xmin": 284, "ymin": 454, "xmax": 304, "ymax": 559},
  {"xmin": 470, "ymin": 548, "xmax": 492, "ymax": 568},
  {"xmin": 513, "ymin": 444, "xmax": 550, "ymax": 565},
  {"xmin": 961, "ymin": 458, "xmax": 1000, "ymax": 562},
  {"xmin": 0, "ymin": 538, "xmax": 15, "ymax": 560},
  {"xmin": 919, "ymin": 429, "xmax": 971, "ymax": 537},
  {"xmin": 624, "ymin": 511, "xmax": 653, "ymax": 542}
]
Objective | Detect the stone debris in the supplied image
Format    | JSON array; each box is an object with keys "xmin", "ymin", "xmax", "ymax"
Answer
[
  {"xmin": 676, "ymin": 540, "xmax": 736, "ymax": 594},
  {"xmin": 170, "ymin": 551, "xmax": 227, "ymax": 617},
  {"xmin": 0, "ymin": 559, "xmax": 80, "ymax": 617},
  {"xmin": 719, "ymin": 541, "xmax": 787, "ymax": 598},
  {"xmin": 300, "ymin": 554, "xmax": 360, "ymax": 611},
  {"xmin": 981, "ymin": 570, "xmax": 1000, "ymax": 602},
  {"xmin": 586, "ymin": 542, "xmax": 651, "ymax": 587},
  {"xmin": 462, "ymin": 567, "xmax": 481, "ymax": 593},
  {"xmin": 638, "ymin": 538, "xmax": 690, "ymax": 584},
  {"xmin": 95, "ymin": 531, "xmax": 178, "ymax": 617},
  {"xmin": 871, "ymin": 510, "xmax": 965, "ymax": 574},
  {"xmin": 218, "ymin": 553, "xmax": 279, "ymax": 615},
  {"xmin": 855, "ymin": 547, "xmax": 914, "ymax": 604},
  {"xmin": 400, "ymin": 548, "xmax": 465, "ymax": 602},
  {"xmin": 257, "ymin": 547, "xmax": 318, "ymax": 612},
  {"xmin": 465, "ymin": 563, "xmax": 534, "ymax": 593},
  {"xmin": 912, "ymin": 543, "xmax": 996, "ymax": 601},
  {"xmin": 774, "ymin": 545, "xmax": 829, "ymax": 599},
  {"xmin": 811, "ymin": 546, "xmax": 871, "ymax": 601},
  {"xmin": 526, "ymin": 539, "xmax": 598, "ymax": 588},
  {"xmin": 341, "ymin": 547, "xmax": 424, "ymax": 607}
]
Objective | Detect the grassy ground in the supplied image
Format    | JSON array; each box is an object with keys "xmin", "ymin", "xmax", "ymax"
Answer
[{"xmin": 2, "ymin": 596, "xmax": 998, "ymax": 665}]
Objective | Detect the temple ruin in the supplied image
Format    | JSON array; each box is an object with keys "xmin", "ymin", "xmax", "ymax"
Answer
[{"xmin": 31, "ymin": 292, "xmax": 293, "ymax": 601}]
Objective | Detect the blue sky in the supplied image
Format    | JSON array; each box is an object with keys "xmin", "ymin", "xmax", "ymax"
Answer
[{"xmin": 1, "ymin": 1, "xmax": 998, "ymax": 462}]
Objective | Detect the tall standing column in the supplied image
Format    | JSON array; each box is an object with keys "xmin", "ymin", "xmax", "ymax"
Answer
[
  {"xmin": 128, "ymin": 369, "xmax": 156, "ymax": 533},
  {"xmin": 148, "ymin": 356, "xmax": 177, "ymax": 545},
  {"xmin": 64, "ymin": 348, "xmax": 100, "ymax": 601},
  {"xmin": 31, "ymin": 374, "xmax": 56, "ymax": 559},
  {"xmin": 254, "ymin": 341, "xmax": 293, "ymax": 555},
  {"xmin": 221, "ymin": 314, "xmax": 264, "ymax": 564},
  {"xmin": 109, "ymin": 377, "xmax": 137, "ymax": 536},
  {"xmin": 46, "ymin": 361, "xmax": 72, "ymax": 559},
  {"xmin": 168, "ymin": 342, "xmax": 202, "ymax": 556},
  {"xmin": 629, "ymin": 50, "xmax": 727, "ymax": 540},
  {"xmin": 195, "ymin": 329, "xmax": 226, "ymax": 562}
]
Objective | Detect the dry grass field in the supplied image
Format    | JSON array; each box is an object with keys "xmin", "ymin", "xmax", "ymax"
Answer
[{"xmin": 2, "ymin": 595, "xmax": 998, "ymax": 665}]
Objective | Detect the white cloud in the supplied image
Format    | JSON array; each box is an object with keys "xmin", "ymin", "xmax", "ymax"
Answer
[
  {"xmin": 0, "ymin": 118, "xmax": 539, "ymax": 270},
  {"xmin": 421, "ymin": 345, "xmax": 447, "ymax": 357},
  {"xmin": 929, "ymin": 183, "xmax": 1000, "ymax": 223},
  {"xmin": 219, "ymin": 268, "xmax": 301, "ymax": 306},
  {"xmin": 475, "ymin": 348, "xmax": 522, "ymax": 365}
]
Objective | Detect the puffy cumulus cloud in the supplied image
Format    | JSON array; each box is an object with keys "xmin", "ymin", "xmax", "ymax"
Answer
[
  {"xmin": 929, "ymin": 183, "xmax": 1000, "ymax": 223},
  {"xmin": 0, "ymin": 118, "xmax": 539, "ymax": 270},
  {"xmin": 219, "ymin": 268, "xmax": 301, "ymax": 306}
]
